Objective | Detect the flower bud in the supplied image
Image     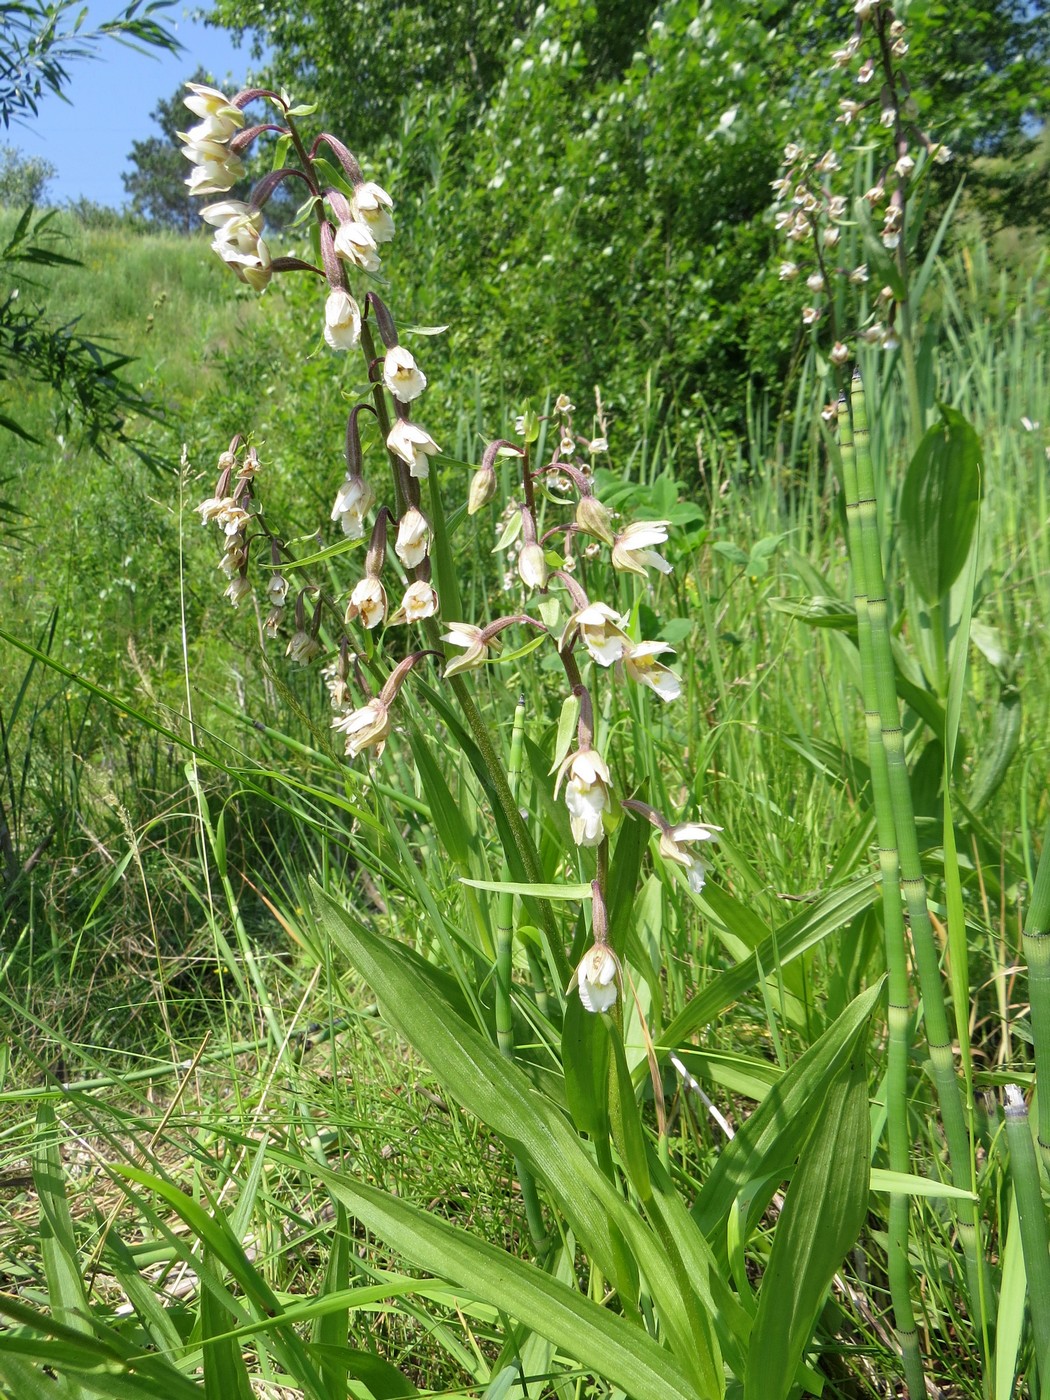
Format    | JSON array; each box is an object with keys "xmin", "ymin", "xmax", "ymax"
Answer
[
  {"xmin": 575, "ymin": 494, "xmax": 614, "ymax": 544},
  {"xmin": 468, "ymin": 466, "xmax": 497, "ymax": 515},
  {"xmin": 517, "ymin": 542, "xmax": 549, "ymax": 591}
]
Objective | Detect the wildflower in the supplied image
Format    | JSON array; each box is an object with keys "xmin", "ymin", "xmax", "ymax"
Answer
[
  {"xmin": 559, "ymin": 434, "xmax": 576, "ymax": 457},
  {"xmin": 623, "ymin": 641, "xmax": 682, "ymax": 702},
  {"xmin": 224, "ymin": 575, "xmax": 251, "ymax": 607},
  {"xmin": 333, "ymin": 219, "xmax": 381, "ymax": 272},
  {"xmin": 838, "ymin": 100, "xmax": 862, "ymax": 124},
  {"xmin": 806, "ymin": 271, "xmax": 825, "ymax": 294},
  {"xmin": 331, "ymin": 475, "xmax": 374, "ymax": 539},
  {"xmin": 286, "ymin": 629, "xmax": 322, "ymax": 664},
  {"xmin": 264, "ymin": 608, "xmax": 283, "ymax": 639},
  {"xmin": 560, "ymin": 603, "xmax": 630, "ymax": 667},
  {"xmin": 387, "ymin": 419, "xmax": 440, "ymax": 478},
  {"xmin": 212, "ymin": 214, "xmax": 272, "ymax": 291},
  {"xmin": 198, "ymin": 494, "xmax": 232, "ymax": 524},
  {"xmin": 345, "ymin": 575, "xmax": 388, "ymax": 629},
  {"xmin": 611, "ymin": 520, "xmax": 672, "ymax": 578},
  {"xmin": 880, "ymin": 106, "xmax": 896, "ymax": 129},
  {"xmin": 554, "ymin": 393, "xmax": 575, "ymax": 413},
  {"xmin": 814, "ymin": 149, "xmax": 840, "ymax": 174},
  {"xmin": 266, "ymin": 573, "xmax": 289, "ymax": 608},
  {"xmin": 333, "ymin": 698, "xmax": 391, "ymax": 759},
  {"xmin": 383, "ymin": 346, "xmax": 427, "ymax": 403},
  {"xmin": 828, "ymin": 195, "xmax": 847, "ymax": 220},
  {"xmin": 822, "ymin": 226, "xmax": 841, "ymax": 248},
  {"xmin": 932, "ymin": 143, "xmax": 952, "ymax": 165},
  {"xmin": 324, "ymin": 290, "xmax": 362, "ymax": 351},
  {"xmin": 556, "ymin": 746, "xmax": 612, "ymax": 848},
  {"xmin": 442, "ymin": 622, "xmax": 496, "ymax": 676},
  {"xmin": 779, "ymin": 261, "xmax": 799, "ymax": 281},
  {"xmin": 569, "ymin": 943, "xmax": 620, "ymax": 1014},
  {"xmin": 395, "ymin": 507, "xmax": 430, "ymax": 569},
  {"xmin": 184, "ymin": 82, "xmax": 244, "ymax": 135},
  {"xmin": 182, "ymin": 138, "xmax": 246, "ymax": 197},
  {"xmin": 575, "ymin": 494, "xmax": 615, "ymax": 544},
  {"xmin": 857, "ymin": 59, "xmax": 875, "ymax": 84},
  {"xmin": 352, "ymin": 181, "xmax": 395, "ymax": 242},
  {"xmin": 802, "ymin": 306, "xmax": 821, "ymax": 326},
  {"xmin": 849, "ymin": 264, "xmax": 870, "ymax": 284},
  {"xmin": 894, "ymin": 154, "xmax": 915, "ymax": 179},
  {"xmin": 659, "ymin": 821, "xmax": 722, "ymax": 893},
  {"xmin": 518, "ymin": 541, "xmax": 549, "ymax": 590},
  {"xmin": 830, "ymin": 341, "xmax": 850, "ymax": 366},
  {"xmin": 388, "ymin": 580, "xmax": 439, "ymax": 625},
  {"xmin": 468, "ymin": 465, "xmax": 497, "ymax": 514},
  {"xmin": 200, "ymin": 199, "xmax": 260, "ymax": 229},
  {"xmin": 590, "ymin": 437, "xmax": 608, "ymax": 454},
  {"xmin": 881, "ymin": 326, "xmax": 901, "ymax": 351},
  {"xmin": 783, "ymin": 142, "xmax": 803, "ymax": 163}
]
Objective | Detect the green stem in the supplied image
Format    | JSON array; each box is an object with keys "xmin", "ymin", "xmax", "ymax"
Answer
[
  {"xmin": 850, "ymin": 372, "xmax": 988, "ymax": 1336},
  {"xmin": 1002, "ymin": 1086, "xmax": 1050, "ymax": 1390},
  {"xmin": 1021, "ymin": 812, "xmax": 1050, "ymax": 1172},
  {"xmin": 837, "ymin": 396, "xmax": 923, "ymax": 1396}
]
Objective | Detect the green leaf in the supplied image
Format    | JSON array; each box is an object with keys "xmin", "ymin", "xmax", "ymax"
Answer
[
  {"xmin": 899, "ymin": 405, "xmax": 982, "ymax": 604},
  {"xmin": 460, "ymin": 878, "xmax": 592, "ymax": 899},
  {"xmin": 286, "ymin": 1160, "xmax": 702, "ymax": 1400},
  {"xmin": 744, "ymin": 1034, "xmax": 870, "ymax": 1400}
]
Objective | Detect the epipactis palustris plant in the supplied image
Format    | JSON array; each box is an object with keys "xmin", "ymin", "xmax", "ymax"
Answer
[{"xmin": 184, "ymin": 82, "xmax": 720, "ymax": 1016}]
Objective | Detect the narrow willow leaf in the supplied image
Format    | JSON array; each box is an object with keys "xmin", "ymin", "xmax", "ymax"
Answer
[
  {"xmin": 743, "ymin": 1038, "xmax": 869, "ymax": 1400},
  {"xmin": 461, "ymin": 878, "xmax": 592, "ymax": 899},
  {"xmin": 409, "ymin": 730, "xmax": 472, "ymax": 866},
  {"xmin": 899, "ymin": 404, "xmax": 982, "ymax": 605},
  {"xmin": 869, "ymin": 1169, "xmax": 977, "ymax": 1201}
]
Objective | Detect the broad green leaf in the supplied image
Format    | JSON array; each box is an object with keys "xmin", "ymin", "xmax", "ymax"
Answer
[
  {"xmin": 607, "ymin": 1025, "xmax": 651, "ymax": 1200},
  {"xmin": 692, "ymin": 982, "xmax": 883, "ymax": 1245},
  {"xmin": 899, "ymin": 405, "xmax": 982, "ymax": 604},
  {"xmin": 312, "ymin": 884, "xmax": 724, "ymax": 1395},
  {"xmin": 743, "ymin": 1036, "xmax": 870, "ymax": 1400},
  {"xmin": 562, "ymin": 992, "xmax": 610, "ymax": 1138},
  {"xmin": 289, "ymin": 1160, "xmax": 703, "ymax": 1400}
]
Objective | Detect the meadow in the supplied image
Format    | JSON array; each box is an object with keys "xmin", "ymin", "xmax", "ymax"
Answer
[{"xmin": 1, "ymin": 4, "xmax": 1050, "ymax": 1398}]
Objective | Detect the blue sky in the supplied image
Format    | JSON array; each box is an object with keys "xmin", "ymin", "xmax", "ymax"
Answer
[{"xmin": 10, "ymin": 6, "xmax": 263, "ymax": 208}]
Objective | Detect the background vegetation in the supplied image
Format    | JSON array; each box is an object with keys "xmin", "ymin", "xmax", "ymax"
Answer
[{"xmin": 0, "ymin": 0, "xmax": 1049, "ymax": 1396}]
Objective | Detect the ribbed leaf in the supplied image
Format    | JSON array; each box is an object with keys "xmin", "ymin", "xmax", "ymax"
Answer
[
  {"xmin": 743, "ymin": 1036, "xmax": 870, "ymax": 1400},
  {"xmin": 291, "ymin": 1160, "xmax": 702, "ymax": 1400},
  {"xmin": 899, "ymin": 405, "xmax": 982, "ymax": 604}
]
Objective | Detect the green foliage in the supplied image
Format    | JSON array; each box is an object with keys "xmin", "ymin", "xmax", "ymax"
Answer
[{"xmin": 0, "ymin": 144, "xmax": 54, "ymax": 205}]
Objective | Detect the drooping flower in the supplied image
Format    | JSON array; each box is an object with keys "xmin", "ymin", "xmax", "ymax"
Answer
[
  {"xmin": 387, "ymin": 419, "xmax": 440, "ymax": 478},
  {"xmin": 555, "ymin": 747, "xmax": 613, "ymax": 848},
  {"xmin": 441, "ymin": 623, "xmax": 494, "ymax": 676},
  {"xmin": 383, "ymin": 346, "xmax": 427, "ymax": 403},
  {"xmin": 395, "ymin": 507, "xmax": 430, "ymax": 569},
  {"xmin": 223, "ymin": 575, "xmax": 251, "ymax": 607},
  {"xmin": 388, "ymin": 580, "xmax": 439, "ymax": 625},
  {"xmin": 333, "ymin": 219, "xmax": 381, "ymax": 272},
  {"xmin": 611, "ymin": 521, "xmax": 672, "ymax": 578},
  {"xmin": 324, "ymin": 290, "xmax": 362, "ymax": 351},
  {"xmin": 517, "ymin": 541, "xmax": 549, "ymax": 591},
  {"xmin": 200, "ymin": 199, "xmax": 260, "ymax": 229},
  {"xmin": 331, "ymin": 476, "xmax": 374, "ymax": 538},
  {"xmin": 286, "ymin": 629, "xmax": 322, "ymax": 665},
  {"xmin": 622, "ymin": 641, "xmax": 682, "ymax": 701},
  {"xmin": 560, "ymin": 602, "xmax": 630, "ymax": 667},
  {"xmin": 345, "ymin": 575, "xmax": 388, "ymax": 629},
  {"xmin": 352, "ymin": 181, "xmax": 395, "ymax": 243},
  {"xmin": 266, "ymin": 573, "xmax": 289, "ymax": 608},
  {"xmin": 658, "ymin": 822, "xmax": 722, "ymax": 894},
  {"xmin": 333, "ymin": 698, "xmax": 391, "ymax": 759},
  {"xmin": 212, "ymin": 214, "xmax": 272, "ymax": 291},
  {"xmin": 184, "ymin": 83, "xmax": 244, "ymax": 135},
  {"xmin": 570, "ymin": 943, "xmax": 620, "ymax": 1014}
]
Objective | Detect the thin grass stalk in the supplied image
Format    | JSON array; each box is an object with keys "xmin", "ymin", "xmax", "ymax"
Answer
[
  {"xmin": 836, "ymin": 396, "xmax": 923, "ymax": 1396},
  {"xmin": 849, "ymin": 372, "xmax": 988, "ymax": 1328},
  {"xmin": 1020, "ymin": 812, "xmax": 1050, "ymax": 1171},
  {"xmin": 494, "ymin": 693, "xmax": 547, "ymax": 1254},
  {"xmin": 1002, "ymin": 1085, "xmax": 1050, "ymax": 1389}
]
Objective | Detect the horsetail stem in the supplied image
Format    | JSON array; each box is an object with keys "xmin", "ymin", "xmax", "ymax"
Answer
[
  {"xmin": 848, "ymin": 371, "xmax": 989, "ymax": 1346},
  {"xmin": 837, "ymin": 394, "xmax": 922, "ymax": 1395}
]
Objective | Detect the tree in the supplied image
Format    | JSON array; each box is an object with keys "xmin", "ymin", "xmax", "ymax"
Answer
[
  {"xmin": 0, "ymin": 144, "xmax": 55, "ymax": 205},
  {"xmin": 0, "ymin": 0, "xmax": 179, "ymax": 458}
]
